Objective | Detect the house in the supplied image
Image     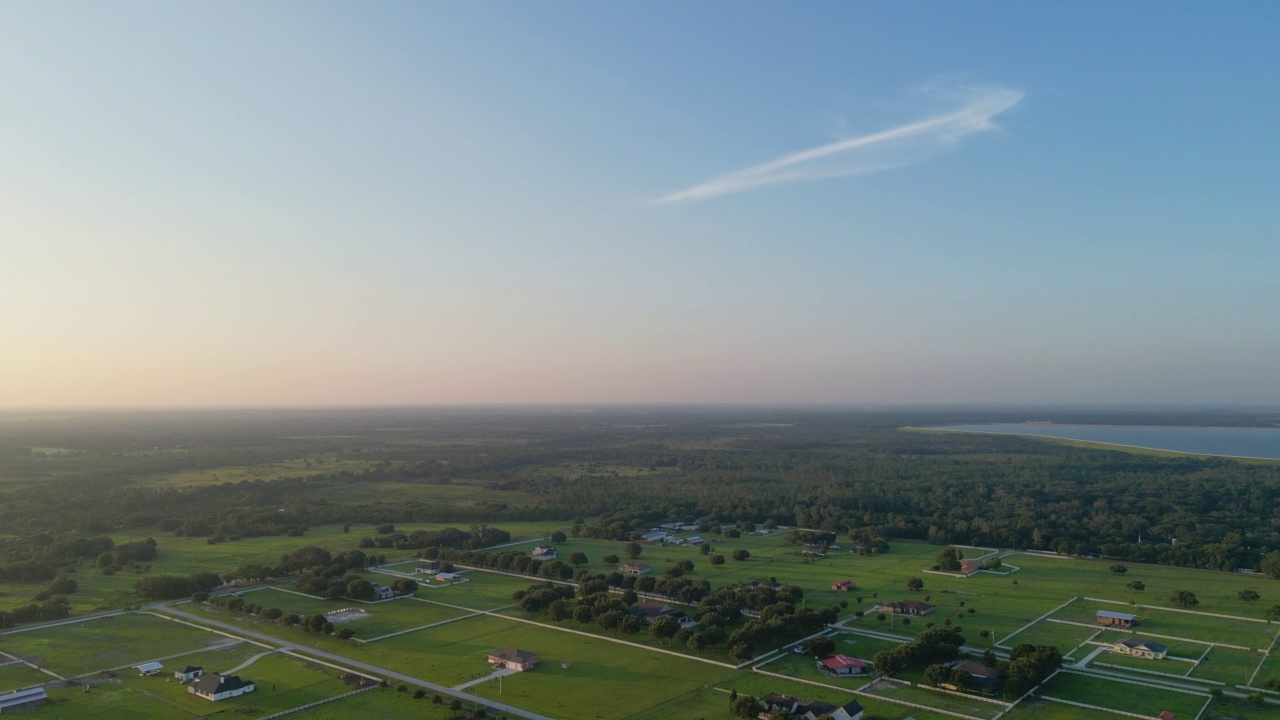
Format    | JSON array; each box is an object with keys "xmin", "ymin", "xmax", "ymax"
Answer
[
  {"xmin": 532, "ymin": 545, "xmax": 557, "ymax": 559},
  {"xmin": 1158, "ymin": 712, "xmax": 1176, "ymax": 720},
  {"xmin": 416, "ymin": 561, "xmax": 440, "ymax": 574},
  {"xmin": 1111, "ymin": 638, "xmax": 1168, "ymax": 659},
  {"xmin": 629, "ymin": 601, "xmax": 692, "ymax": 627},
  {"xmin": 641, "ymin": 531, "xmax": 672, "ymax": 544},
  {"xmin": 798, "ymin": 699, "xmax": 864, "ymax": 720},
  {"xmin": 620, "ymin": 561, "xmax": 651, "ymax": 575},
  {"xmin": 759, "ymin": 694, "xmax": 863, "ymax": 720},
  {"xmin": 189, "ymin": 673, "xmax": 256, "ymax": 701},
  {"xmin": 174, "ymin": 666, "xmax": 204, "ymax": 683},
  {"xmin": 134, "ymin": 661, "xmax": 164, "ymax": 676},
  {"xmin": 817, "ymin": 654, "xmax": 869, "ymax": 676},
  {"xmin": 831, "ymin": 580, "xmax": 855, "ymax": 591},
  {"xmin": 434, "ymin": 572, "xmax": 462, "ymax": 582},
  {"xmin": 883, "ymin": 600, "xmax": 935, "ymax": 616},
  {"xmin": 760, "ymin": 694, "xmax": 801, "ymax": 715},
  {"xmin": 959, "ymin": 560, "xmax": 985, "ymax": 575},
  {"xmin": 801, "ymin": 546, "xmax": 827, "ymax": 557},
  {"xmin": 685, "ymin": 536, "xmax": 704, "ymax": 545},
  {"xmin": 944, "ymin": 660, "xmax": 1002, "ymax": 693},
  {"xmin": 370, "ymin": 583, "xmax": 395, "ymax": 600},
  {"xmin": 487, "ymin": 648, "xmax": 540, "ymax": 672},
  {"xmin": 0, "ymin": 687, "xmax": 49, "ymax": 714},
  {"xmin": 1097, "ymin": 610, "xmax": 1138, "ymax": 628}
]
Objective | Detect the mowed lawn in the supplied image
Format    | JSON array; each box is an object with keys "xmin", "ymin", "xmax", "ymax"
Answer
[
  {"xmin": 0, "ymin": 662, "xmax": 46, "ymax": 692},
  {"xmin": 410, "ymin": 570, "xmax": 535, "ymax": 611},
  {"xmin": 434, "ymin": 616, "xmax": 731, "ymax": 720},
  {"xmin": 719, "ymin": 672, "xmax": 958, "ymax": 720},
  {"xmin": 1003, "ymin": 619, "xmax": 1100, "ymax": 656},
  {"xmin": 1039, "ymin": 671, "xmax": 1209, "ymax": 717},
  {"xmin": 1053, "ymin": 599, "xmax": 1275, "ymax": 649},
  {"xmin": 292, "ymin": 686, "xmax": 468, "ymax": 720},
  {"xmin": 0, "ymin": 613, "xmax": 225, "ymax": 677},
  {"xmin": 235, "ymin": 587, "xmax": 471, "ymax": 639},
  {"xmin": 34, "ymin": 653, "xmax": 356, "ymax": 719}
]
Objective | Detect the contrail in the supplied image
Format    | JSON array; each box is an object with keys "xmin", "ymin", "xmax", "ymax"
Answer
[{"xmin": 655, "ymin": 87, "xmax": 1024, "ymax": 204}]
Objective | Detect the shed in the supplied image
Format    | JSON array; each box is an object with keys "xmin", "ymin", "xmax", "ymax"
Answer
[{"xmin": 134, "ymin": 662, "xmax": 164, "ymax": 676}]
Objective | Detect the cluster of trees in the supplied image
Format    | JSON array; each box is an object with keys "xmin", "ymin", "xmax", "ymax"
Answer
[
  {"xmin": 358, "ymin": 525, "xmax": 511, "ymax": 551},
  {"xmin": 203, "ymin": 593, "xmax": 350, "ymax": 638},
  {"xmin": 134, "ymin": 572, "xmax": 223, "ymax": 600},
  {"xmin": 1004, "ymin": 643, "xmax": 1063, "ymax": 695},
  {"xmin": 0, "ymin": 595, "xmax": 72, "ymax": 628},
  {"xmin": 513, "ymin": 579, "xmax": 647, "ymax": 636},
  {"xmin": 0, "ymin": 535, "xmax": 118, "ymax": 583},
  {"xmin": 935, "ymin": 548, "xmax": 964, "ymax": 572},
  {"xmin": 430, "ymin": 548, "xmax": 573, "ymax": 580},
  {"xmin": 872, "ymin": 626, "xmax": 966, "ymax": 676}
]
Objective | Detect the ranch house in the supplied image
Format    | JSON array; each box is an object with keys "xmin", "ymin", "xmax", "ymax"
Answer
[
  {"xmin": 487, "ymin": 648, "xmax": 540, "ymax": 672},
  {"xmin": 189, "ymin": 673, "xmax": 256, "ymax": 701},
  {"xmin": 1097, "ymin": 610, "xmax": 1139, "ymax": 628},
  {"xmin": 1111, "ymin": 638, "xmax": 1168, "ymax": 659}
]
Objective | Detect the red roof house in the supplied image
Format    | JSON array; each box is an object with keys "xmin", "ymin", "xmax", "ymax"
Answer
[{"xmin": 817, "ymin": 655, "xmax": 869, "ymax": 676}]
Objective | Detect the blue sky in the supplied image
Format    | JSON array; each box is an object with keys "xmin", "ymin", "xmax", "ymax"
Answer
[{"xmin": 2, "ymin": 2, "xmax": 1277, "ymax": 406}]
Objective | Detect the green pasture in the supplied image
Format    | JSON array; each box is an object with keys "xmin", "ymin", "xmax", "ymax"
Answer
[
  {"xmin": 1188, "ymin": 646, "xmax": 1264, "ymax": 685},
  {"xmin": 116, "ymin": 652, "xmax": 354, "ymax": 717},
  {"xmin": 0, "ymin": 661, "xmax": 46, "ymax": 692},
  {"xmin": 1039, "ymin": 671, "xmax": 1209, "ymax": 717},
  {"xmin": 292, "ymin": 686, "xmax": 470, "ymax": 720},
  {"xmin": 411, "ymin": 569, "xmax": 536, "ymax": 611},
  {"xmin": 235, "ymin": 587, "xmax": 471, "ymax": 639},
  {"xmin": 1251, "ymin": 648, "xmax": 1280, "ymax": 687},
  {"xmin": 0, "ymin": 613, "xmax": 225, "ymax": 677},
  {"xmin": 1089, "ymin": 650, "xmax": 1197, "ymax": 677},
  {"xmin": 1054, "ymin": 599, "xmax": 1275, "ymax": 649},
  {"xmin": 442, "ymin": 617, "xmax": 730, "ymax": 720},
  {"xmin": 858, "ymin": 679, "xmax": 1004, "ymax": 719},
  {"xmin": 1003, "ymin": 620, "xmax": 1099, "ymax": 655}
]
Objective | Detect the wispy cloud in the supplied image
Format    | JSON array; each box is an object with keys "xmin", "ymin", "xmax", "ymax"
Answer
[{"xmin": 655, "ymin": 87, "xmax": 1024, "ymax": 204}]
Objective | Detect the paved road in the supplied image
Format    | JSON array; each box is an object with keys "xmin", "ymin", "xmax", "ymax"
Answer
[{"xmin": 159, "ymin": 606, "xmax": 556, "ymax": 720}]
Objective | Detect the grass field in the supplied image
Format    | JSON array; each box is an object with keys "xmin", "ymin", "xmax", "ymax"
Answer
[
  {"xmin": 238, "ymin": 587, "xmax": 472, "ymax": 639},
  {"xmin": 1053, "ymin": 599, "xmax": 1275, "ymax": 650},
  {"xmin": 0, "ymin": 662, "xmax": 46, "ymax": 692},
  {"xmin": 1039, "ymin": 671, "xmax": 1209, "ymax": 717},
  {"xmin": 34, "ymin": 653, "xmax": 356, "ymax": 719},
  {"xmin": 292, "ymin": 686, "xmax": 469, "ymax": 719},
  {"xmin": 0, "ymin": 613, "xmax": 229, "ymax": 677}
]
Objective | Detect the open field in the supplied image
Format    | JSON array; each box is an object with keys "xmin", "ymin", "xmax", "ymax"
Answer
[
  {"xmin": 35, "ymin": 653, "xmax": 356, "ymax": 719},
  {"xmin": 1053, "ymin": 598, "xmax": 1276, "ymax": 649},
  {"xmin": 402, "ymin": 569, "xmax": 536, "ymax": 611},
  {"xmin": 238, "ymin": 587, "xmax": 472, "ymax": 639},
  {"xmin": 1039, "ymin": 671, "xmax": 1209, "ymax": 717},
  {"xmin": 721, "ymin": 672, "xmax": 959, "ymax": 720},
  {"xmin": 0, "ymin": 662, "xmax": 46, "ymax": 692},
  {"xmin": 0, "ymin": 613, "xmax": 230, "ymax": 677},
  {"xmin": 293, "ymin": 686, "xmax": 467, "ymax": 719}
]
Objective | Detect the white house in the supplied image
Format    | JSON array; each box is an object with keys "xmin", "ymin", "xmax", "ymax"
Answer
[
  {"xmin": 174, "ymin": 666, "xmax": 204, "ymax": 683},
  {"xmin": 189, "ymin": 673, "xmax": 256, "ymax": 701}
]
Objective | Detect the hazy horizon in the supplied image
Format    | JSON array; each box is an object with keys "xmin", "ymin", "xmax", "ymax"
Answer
[{"xmin": 4, "ymin": 3, "xmax": 1277, "ymax": 407}]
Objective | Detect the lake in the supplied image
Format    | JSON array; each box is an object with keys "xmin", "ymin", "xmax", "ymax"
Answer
[{"xmin": 929, "ymin": 423, "xmax": 1280, "ymax": 460}]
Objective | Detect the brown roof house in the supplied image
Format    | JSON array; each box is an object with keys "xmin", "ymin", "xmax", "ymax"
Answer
[
  {"xmin": 487, "ymin": 648, "xmax": 540, "ymax": 672},
  {"xmin": 620, "ymin": 561, "xmax": 651, "ymax": 575},
  {"xmin": 1096, "ymin": 610, "xmax": 1139, "ymax": 628},
  {"xmin": 189, "ymin": 674, "xmax": 256, "ymax": 701},
  {"xmin": 882, "ymin": 600, "xmax": 934, "ymax": 616}
]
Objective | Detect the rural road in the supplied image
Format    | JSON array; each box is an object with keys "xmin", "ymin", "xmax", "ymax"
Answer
[{"xmin": 159, "ymin": 606, "xmax": 556, "ymax": 720}]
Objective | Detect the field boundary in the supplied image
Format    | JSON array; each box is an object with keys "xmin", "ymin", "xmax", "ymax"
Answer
[
  {"xmin": 751, "ymin": 667, "xmax": 986, "ymax": 720},
  {"xmin": 997, "ymin": 596, "xmax": 1078, "ymax": 648},
  {"xmin": 1046, "ymin": 618, "xmax": 1253, "ymax": 650},
  {"xmin": 1083, "ymin": 596, "xmax": 1271, "ymax": 624}
]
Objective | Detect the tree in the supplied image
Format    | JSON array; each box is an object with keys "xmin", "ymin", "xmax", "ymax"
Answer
[
  {"xmin": 676, "ymin": 559, "xmax": 695, "ymax": 572},
  {"xmin": 808, "ymin": 636, "xmax": 835, "ymax": 656},
  {"xmin": 625, "ymin": 543, "xmax": 643, "ymax": 558},
  {"xmin": 603, "ymin": 554, "xmax": 620, "ymax": 565},
  {"xmin": 597, "ymin": 609, "xmax": 624, "ymax": 634},
  {"xmin": 1171, "ymin": 590, "xmax": 1199, "ymax": 608},
  {"xmin": 337, "ymin": 628, "xmax": 355, "ymax": 640},
  {"xmin": 1239, "ymin": 589, "xmax": 1261, "ymax": 602},
  {"xmin": 1266, "ymin": 604, "xmax": 1280, "ymax": 620},
  {"xmin": 729, "ymin": 642, "xmax": 755, "ymax": 663},
  {"xmin": 1262, "ymin": 550, "xmax": 1280, "ymax": 579},
  {"xmin": 686, "ymin": 632, "xmax": 706, "ymax": 655},
  {"xmin": 923, "ymin": 663, "xmax": 950, "ymax": 687},
  {"xmin": 732, "ymin": 549, "xmax": 751, "ymax": 561},
  {"xmin": 1127, "ymin": 580, "xmax": 1146, "ymax": 591},
  {"xmin": 907, "ymin": 578, "xmax": 924, "ymax": 591},
  {"xmin": 730, "ymin": 694, "xmax": 759, "ymax": 719},
  {"xmin": 568, "ymin": 552, "xmax": 588, "ymax": 567},
  {"xmin": 1110, "ymin": 564, "xmax": 1128, "ymax": 574},
  {"xmin": 700, "ymin": 544, "xmax": 711, "ymax": 555},
  {"xmin": 550, "ymin": 531, "xmax": 567, "ymax": 544},
  {"xmin": 936, "ymin": 548, "xmax": 963, "ymax": 573},
  {"xmin": 983, "ymin": 556, "xmax": 1002, "ymax": 570},
  {"xmin": 649, "ymin": 615, "xmax": 679, "ymax": 644},
  {"xmin": 346, "ymin": 579, "xmax": 375, "ymax": 600},
  {"xmin": 711, "ymin": 554, "xmax": 726, "ymax": 566}
]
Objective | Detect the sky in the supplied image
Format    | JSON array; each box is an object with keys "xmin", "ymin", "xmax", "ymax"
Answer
[{"xmin": 2, "ymin": 2, "xmax": 1278, "ymax": 407}]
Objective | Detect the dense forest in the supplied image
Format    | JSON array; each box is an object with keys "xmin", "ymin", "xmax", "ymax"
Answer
[{"xmin": 1, "ymin": 407, "xmax": 1279, "ymax": 582}]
